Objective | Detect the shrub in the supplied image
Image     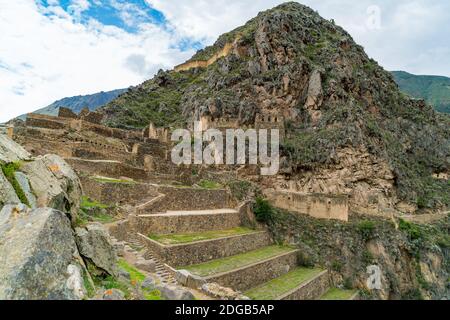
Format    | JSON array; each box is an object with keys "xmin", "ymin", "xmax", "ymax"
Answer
[
  {"xmin": 398, "ymin": 219, "xmax": 424, "ymax": 241},
  {"xmin": 357, "ymin": 220, "xmax": 376, "ymax": 240},
  {"xmin": 253, "ymin": 197, "xmax": 275, "ymax": 223}
]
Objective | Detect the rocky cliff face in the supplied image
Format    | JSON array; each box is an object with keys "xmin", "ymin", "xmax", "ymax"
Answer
[
  {"xmin": 268, "ymin": 209, "xmax": 449, "ymax": 300},
  {"xmin": 0, "ymin": 134, "xmax": 118, "ymax": 300},
  {"xmin": 100, "ymin": 3, "xmax": 448, "ymax": 214}
]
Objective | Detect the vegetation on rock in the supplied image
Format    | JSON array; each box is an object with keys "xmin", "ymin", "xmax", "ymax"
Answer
[
  {"xmin": 99, "ymin": 2, "xmax": 449, "ymax": 210},
  {"xmin": 392, "ymin": 71, "xmax": 450, "ymax": 114}
]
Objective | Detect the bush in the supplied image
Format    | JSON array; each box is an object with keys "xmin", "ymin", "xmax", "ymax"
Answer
[
  {"xmin": 398, "ymin": 219, "xmax": 424, "ymax": 241},
  {"xmin": 253, "ymin": 197, "xmax": 275, "ymax": 223},
  {"xmin": 357, "ymin": 220, "xmax": 376, "ymax": 240}
]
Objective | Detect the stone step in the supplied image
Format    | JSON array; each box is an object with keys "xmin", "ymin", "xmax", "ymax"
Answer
[
  {"xmin": 319, "ymin": 288, "xmax": 360, "ymax": 300},
  {"xmin": 135, "ymin": 209, "xmax": 241, "ymax": 234},
  {"xmin": 245, "ymin": 268, "xmax": 329, "ymax": 300},
  {"xmin": 138, "ymin": 229, "xmax": 272, "ymax": 267},
  {"xmin": 182, "ymin": 245, "xmax": 299, "ymax": 292}
]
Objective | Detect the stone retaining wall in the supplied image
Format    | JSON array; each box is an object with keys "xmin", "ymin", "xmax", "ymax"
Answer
[
  {"xmin": 278, "ymin": 270, "xmax": 329, "ymax": 300},
  {"xmin": 107, "ymin": 220, "xmax": 131, "ymax": 241},
  {"xmin": 138, "ymin": 186, "xmax": 234, "ymax": 213},
  {"xmin": 204, "ymin": 250, "xmax": 299, "ymax": 292},
  {"xmin": 131, "ymin": 210, "xmax": 242, "ymax": 235},
  {"xmin": 266, "ymin": 190, "xmax": 349, "ymax": 222},
  {"xmin": 80, "ymin": 176, "xmax": 159, "ymax": 206},
  {"xmin": 139, "ymin": 231, "xmax": 272, "ymax": 267},
  {"xmin": 66, "ymin": 158, "xmax": 149, "ymax": 181}
]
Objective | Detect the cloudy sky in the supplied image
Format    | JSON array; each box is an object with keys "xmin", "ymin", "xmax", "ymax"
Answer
[{"xmin": 1, "ymin": 0, "xmax": 449, "ymax": 122}]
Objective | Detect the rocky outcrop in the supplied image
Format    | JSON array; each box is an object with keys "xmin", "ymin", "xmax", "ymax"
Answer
[
  {"xmin": 0, "ymin": 205, "xmax": 87, "ymax": 300},
  {"xmin": 1, "ymin": 134, "xmax": 82, "ymax": 221},
  {"xmin": 75, "ymin": 223, "xmax": 118, "ymax": 276},
  {"xmin": 100, "ymin": 2, "xmax": 449, "ymax": 213},
  {"xmin": 0, "ymin": 170, "xmax": 20, "ymax": 206},
  {"xmin": 0, "ymin": 134, "xmax": 30, "ymax": 163},
  {"xmin": 19, "ymin": 154, "xmax": 81, "ymax": 222}
]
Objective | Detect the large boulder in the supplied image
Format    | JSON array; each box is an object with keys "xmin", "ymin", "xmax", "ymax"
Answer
[
  {"xmin": 20, "ymin": 154, "xmax": 82, "ymax": 223},
  {"xmin": 75, "ymin": 223, "xmax": 118, "ymax": 276},
  {"xmin": 0, "ymin": 135, "xmax": 81, "ymax": 221},
  {"xmin": 0, "ymin": 205, "xmax": 87, "ymax": 300},
  {"xmin": 0, "ymin": 134, "xmax": 30, "ymax": 163}
]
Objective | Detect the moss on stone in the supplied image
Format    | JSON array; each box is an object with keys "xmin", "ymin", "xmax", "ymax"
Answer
[
  {"xmin": 245, "ymin": 267, "xmax": 324, "ymax": 300},
  {"xmin": 1, "ymin": 162, "xmax": 30, "ymax": 207},
  {"xmin": 320, "ymin": 288, "xmax": 358, "ymax": 300},
  {"xmin": 183, "ymin": 245, "xmax": 296, "ymax": 277},
  {"xmin": 149, "ymin": 227, "xmax": 257, "ymax": 245}
]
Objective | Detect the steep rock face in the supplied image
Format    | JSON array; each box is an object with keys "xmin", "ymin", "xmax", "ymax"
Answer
[
  {"xmin": 0, "ymin": 135, "xmax": 82, "ymax": 221},
  {"xmin": 269, "ymin": 210, "xmax": 449, "ymax": 300},
  {"xmin": 0, "ymin": 134, "xmax": 31, "ymax": 163},
  {"xmin": 18, "ymin": 154, "xmax": 81, "ymax": 222},
  {"xmin": 100, "ymin": 2, "xmax": 449, "ymax": 212},
  {"xmin": 75, "ymin": 223, "xmax": 118, "ymax": 277},
  {"xmin": 0, "ymin": 170, "xmax": 20, "ymax": 206},
  {"xmin": 0, "ymin": 205, "xmax": 87, "ymax": 300}
]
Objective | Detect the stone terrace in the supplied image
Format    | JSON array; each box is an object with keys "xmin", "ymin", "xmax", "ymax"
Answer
[{"xmin": 9, "ymin": 110, "xmax": 359, "ymax": 300}]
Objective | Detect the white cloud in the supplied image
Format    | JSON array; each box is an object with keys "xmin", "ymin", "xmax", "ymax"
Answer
[
  {"xmin": 0, "ymin": 0, "xmax": 193, "ymax": 122},
  {"xmin": 147, "ymin": 0, "xmax": 450, "ymax": 76},
  {"xmin": 1, "ymin": 0, "xmax": 449, "ymax": 122}
]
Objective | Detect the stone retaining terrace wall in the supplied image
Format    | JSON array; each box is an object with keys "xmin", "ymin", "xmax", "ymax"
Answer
[
  {"xmin": 139, "ymin": 231, "xmax": 272, "ymax": 268},
  {"xmin": 80, "ymin": 176, "xmax": 159, "ymax": 206},
  {"xmin": 131, "ymin": 209, "xmax": 242, "ymax": 235},
  {"xmin": 204, "ymin": 250, "xmax": 299, "ymax": 292},
  {"xmin": 66, "ymin": 158, "xmax": 149, "ymax": 181},
  {"xmin": 279, "ymin": 270, "xmax": 329, "ymax": 300},
  {"xmin": 266, "ymin": 190, "xmax": 349, "ymax": 222},
  {"xmin": 138, "ymin": 186, "xmax": 234, "ymax": 213},
  {"xmin": 107, "ymin": 220, "xmax": 131, "ymax": 242}
]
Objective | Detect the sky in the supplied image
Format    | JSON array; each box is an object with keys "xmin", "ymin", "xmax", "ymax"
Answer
[{"xmin": 1, "ymin": 0, "xmax": 449, "ymax": 122}]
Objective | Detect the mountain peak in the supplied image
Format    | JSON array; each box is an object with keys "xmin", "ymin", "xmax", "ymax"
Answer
[{"xmin": 100, "ymin": 3, "xmax": 449, "ymax": 209}]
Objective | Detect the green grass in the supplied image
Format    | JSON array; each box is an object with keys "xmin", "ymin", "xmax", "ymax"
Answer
[
  {"xmin": 76, "ymin": 210, "xmax": 115, "ymax": 226},
  {"xmin": 118, "ymin": 259, "xmax": 146, "ymax": 284},
  {"xmin": 93, "ymin": 177, "xmax": 137, "ymax": 184},
  {"xmin": 320, "ymin": 288, "xmax": 358, "ymax": 300},
  {"xmin": 81, "ymin": 196, "xmax": 109, "ymax": 209},
  {"xmin": 245, "ymin": 267, "xmax": 324, "ymax": 300},
  {"xmin": 93, "ymin": 275, "xmax": 131, "ymax": 299},
  {"xmin": 149, "ymin": 227, "xmax": 257, "ymax": 245},
  {"xmin": 143, "ymin": 288, "xmax": 163, "ymax": 300},
  {"xmin": 183, "ymin": 245, "xmax": 296, "ymax": 277},
  {"xmin": 197, "ymin": 179, "xmax": 222, "ymax": 190},
  {"xmin": 117, "ymin": 259, "xmax": 163, "ymax": 300},
  {"xmin": 77, "ymin": 196, "xmax": 115, "ymax": 226}
]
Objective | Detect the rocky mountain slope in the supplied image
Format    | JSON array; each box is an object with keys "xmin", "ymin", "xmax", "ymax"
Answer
[
  {"xmin": 14, "ymin": 88, "xmax": 127, "ymax": 121},
  {"xmin": 100, "ymin": 2, "xmax": 449, "ymax": 213},
  {"xmin": 392, "ymin": 71, "xmax": 450, "ymax": 114}
]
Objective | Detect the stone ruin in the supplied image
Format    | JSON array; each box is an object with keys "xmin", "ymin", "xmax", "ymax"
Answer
[
  {"xmin": 58, "ymin": 107, "xmax": 104, "ymax": 125},
  {"xmin": 197, "ymin": 113, "xmax": 286, "ymax": 140}
]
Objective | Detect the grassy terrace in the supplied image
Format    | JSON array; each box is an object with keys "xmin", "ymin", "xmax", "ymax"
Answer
[
  {"xmin": 183, "ymin": 245, "xmax": 296, "ymax": 277},
  {"xmin": 245, "ymin": 267, "xmax": 324, "ymax": 300},
  {"xmin": 149, "ymin": 227, "xmax": 258, "ymax": 245},
  {"xmin": 93, "ymin": 176, "xmax": 137, "ymax": 184},
  {"xmin": 320, "ymin": 288, "xmax": 358, "ymax": 300}
]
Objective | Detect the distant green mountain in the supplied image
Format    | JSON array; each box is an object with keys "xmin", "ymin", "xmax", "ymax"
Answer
[
  {"xmin": 16, "ymin": 88, "xmax": 127, "ymax": 121},
  {"xmin": 392, "ymin": 71, "xmax": 450, "ymax": 113}
]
